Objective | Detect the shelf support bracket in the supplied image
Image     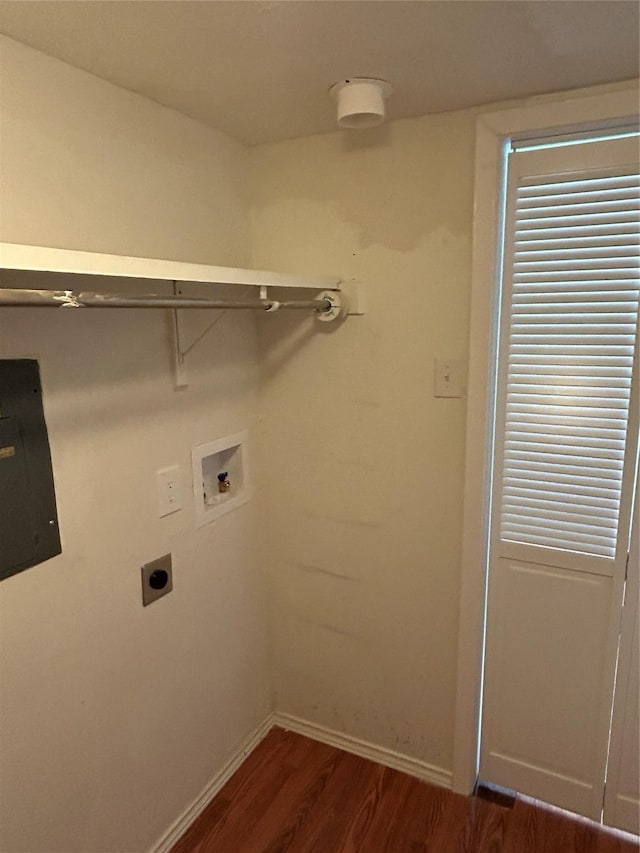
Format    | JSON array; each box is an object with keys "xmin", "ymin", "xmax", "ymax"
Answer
[
  {"xmin": 170, "ymin": 281, "xmax": 230, "ymax": 389},
  {"xmin": 171, "ymin": 282, "xmax": 188, "ymax": 389}
]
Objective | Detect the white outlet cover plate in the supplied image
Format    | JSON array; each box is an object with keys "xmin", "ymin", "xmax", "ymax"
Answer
[{"xmin": 157, "ymin": 465, "xmax": 183, "ymax": 517}]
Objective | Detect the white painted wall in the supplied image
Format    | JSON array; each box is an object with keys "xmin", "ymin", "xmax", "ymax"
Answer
[
  {"xmin": 0, "ymin": 37, "xmax": 270, "ymax": 853},
  {"xmin": 251, "ymin": 113, "xmax": 475, "ymax": 776},
  {"xmin": 250, "ymin": 81, "xmax": 637, "ymax": 782}
]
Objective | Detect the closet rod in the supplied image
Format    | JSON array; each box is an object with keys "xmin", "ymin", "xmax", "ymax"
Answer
[{"xmin": 0, "ymin": 288, "xmax": 333, "ymax": 314}]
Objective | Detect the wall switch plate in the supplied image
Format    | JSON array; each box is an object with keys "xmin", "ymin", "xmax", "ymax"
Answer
[
  {"xmin": 434, "ymin": 358, "xmax": 464, "ymax": 398},
  {"xmin": 157, "ymin": 465, "xmax": 182, "ymax": 517},
  {"xmin": 141, "ymin": 553, "xmax": 173, "ymax": 607}
]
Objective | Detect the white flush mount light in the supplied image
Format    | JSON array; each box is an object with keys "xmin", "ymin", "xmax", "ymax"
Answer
[{"xmin": 329, "ymin": 78, "xmax": 392, "ymax": 129}]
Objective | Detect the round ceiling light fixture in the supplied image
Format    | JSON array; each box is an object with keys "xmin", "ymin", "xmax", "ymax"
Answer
[{"xmin": 329, "ymin": 78, "xmax": 392, "ymax": 129}]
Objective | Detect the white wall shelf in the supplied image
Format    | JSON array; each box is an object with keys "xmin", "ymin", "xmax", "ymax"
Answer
[
  {"xmin": 0, "ymin": 242, "xmax": 358, "ymax": 388},
  {"xmin": 0, "ymin": 242, "xmax": 340, "ymax": 291}
]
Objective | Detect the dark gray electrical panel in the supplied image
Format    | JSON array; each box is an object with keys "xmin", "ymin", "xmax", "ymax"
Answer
[{"xmin": 0, "ymin": 360, "xmax": 61, "ymax": 581}]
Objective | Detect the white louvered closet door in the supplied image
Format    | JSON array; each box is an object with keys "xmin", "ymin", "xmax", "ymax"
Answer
[{"xmin": 480, "ymin": 134, "xmax": 640, "ymax": 822}]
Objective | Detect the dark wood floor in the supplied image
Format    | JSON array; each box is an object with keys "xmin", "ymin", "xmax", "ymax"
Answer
[{"xmin": 172, "ymin": 727, "xmax": 639, "ymax": 853}]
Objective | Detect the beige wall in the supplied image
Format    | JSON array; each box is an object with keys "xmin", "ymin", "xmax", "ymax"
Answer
[
  {"xmin": 0, "ymin": 37, "xmax": 250, "ymax": 264},
  {"xmin": 0, "ymin": 37, "xmax": 269, "ymax": 853},
  {"xmin": 251, "ymin": 112, "xmax": 476, "ymax": 775},
  {"xmin": 250, "ymin": 79, "xmax": 637, "ymax": 779}
]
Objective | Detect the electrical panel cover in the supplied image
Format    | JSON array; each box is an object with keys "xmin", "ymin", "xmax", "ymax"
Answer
[{"xmin": 0, "ymin": 360, "xmax": 61, "ymax": 580}]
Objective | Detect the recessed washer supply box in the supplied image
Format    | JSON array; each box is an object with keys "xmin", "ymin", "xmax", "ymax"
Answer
[{"xmin": 191, "ymin": 430, "xmax": 250, "ymax": 527}]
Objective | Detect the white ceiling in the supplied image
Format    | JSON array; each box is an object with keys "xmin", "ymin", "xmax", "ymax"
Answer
[{"xmin": 0, "ymin": 0, "xmax": 638, "ymax": 146}]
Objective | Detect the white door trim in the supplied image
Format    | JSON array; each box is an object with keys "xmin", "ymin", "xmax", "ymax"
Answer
[
  {"xmin": 452, "ymin": 84, "xmax": 640, "ymax": 796},
  {"xmin": 603, "ymin": 472, "xmax": 640, "ymax": 834}
]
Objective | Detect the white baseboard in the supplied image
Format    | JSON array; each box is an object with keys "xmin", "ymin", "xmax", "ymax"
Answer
[
  {"xmin": 150, "ymin": 713, "xmax": 274, "ymax": 853},
  {"xmin": 272, "ymin": 712, "xmax": 453, "ymax": 790},
  {"xmin": 151, "ymin": 710, "xmax": 452, "ymax": 852}
]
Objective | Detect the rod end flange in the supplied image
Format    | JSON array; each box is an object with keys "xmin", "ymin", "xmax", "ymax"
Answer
[{"xmin": 316, "ymin": 290, "xmax": 343, "ymax": 322}]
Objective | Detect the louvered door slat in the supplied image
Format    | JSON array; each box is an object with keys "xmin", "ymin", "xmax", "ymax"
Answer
[{"xmin": 498, "ymin": 168, "xmax": 640, "ymax": 559}]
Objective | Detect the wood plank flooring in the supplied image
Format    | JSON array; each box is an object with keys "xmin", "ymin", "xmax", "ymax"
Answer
[{"xmin": 172, "ymin": 728, "xmax": 639, "ymax": 853}]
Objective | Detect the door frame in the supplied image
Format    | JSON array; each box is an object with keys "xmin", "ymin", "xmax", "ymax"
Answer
[
  {"xmin": 452, "ymin": 84, "xmax": 640, "ymax": 796},
  {"xmin": 603, "ymin": 472, "xmax": 640, "ymax": 833}
]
